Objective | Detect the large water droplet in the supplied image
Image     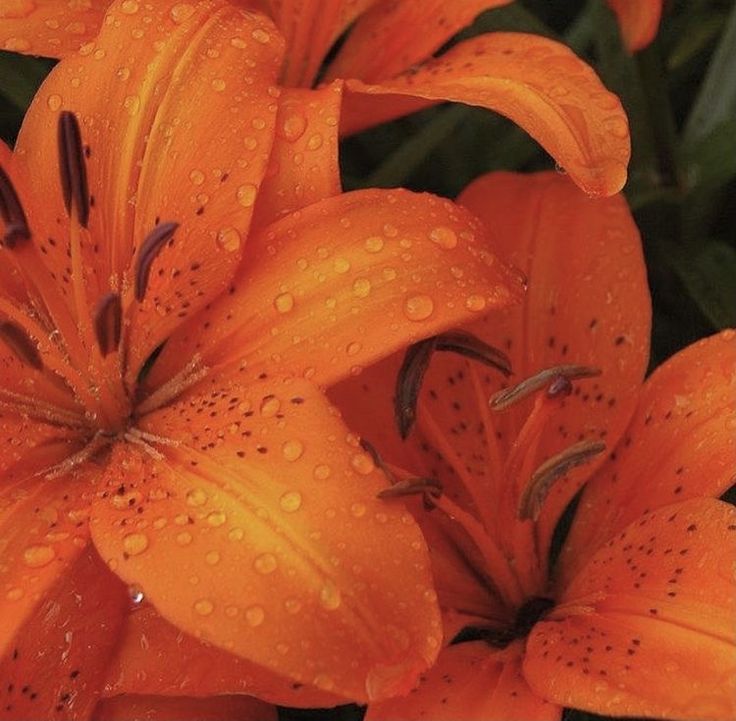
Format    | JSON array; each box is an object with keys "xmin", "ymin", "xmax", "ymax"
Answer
[
  {"xmin": 279, "ymin": 490, "xmax": 302, "ymax": 513},
  {"xmin": 274, "ymin": 292, "xmax": 294, "ymax": 313},
  {"xmin": 186, "ymin": 488, "xmax": 207, "ymax": 507},
  {"xmin": 281, "ymin": 439, "xmax": 304, "ymax": 461},
  {"xmin": 245, "ymin": 605, "xmax": 265, "ymax": 626},
  {"xmin": 123, "ymin": 532, "xmax": 149, "ymax": 557},
  {"xmin": 170, "ymin": 3, "xmax": 195, "ymax": 23},
  {"xmin": 403, "ymin": 294, "xmax": 434, "ymax": 321},
  {"xmin": 429, "ymin": 226, "xmax": 458, "ymax": 249},
  {"xmin": 206, "ymin": 510, "xmax": 227, "ymax": 527},
  {"xmin": 120, "ymin": 0, "xmax": 139, "ymax": 13},
  {"xmin": 259, "ymin": 395, "xmax": 281, "ymax": 417},
  {"xmin": 217, "ymin": 227, "xmax": 241, "ymax": 253},
  {"xmin": 22, "ymin": 544, "xmax": 55, "ymax": 568}
]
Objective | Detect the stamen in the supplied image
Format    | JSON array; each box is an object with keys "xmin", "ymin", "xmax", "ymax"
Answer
[
  {"xmin": 377, "ymin": 476, "xmax": 443, "ymax": 509},
  {"xmin": 0, "ymin": 320, "xmax": 42, "ymax": 369},
  {"xmin": 43, "ymin": 432, "xmax": 108, "ymax": 479},
  {"xmin": 490, "ymin": 364, "xmax": 601, "ymax": 410},
  {"xmin": 394, "ymin": 336, "xmax": 437, "ymax": 439},
  {"xmin": 396, "ymin": 331, "xmax": 512, "ymax": 438},
  {"xmin": 135, "ymin": 221, "xmax": 179, "ymax": 301},
  {"xmin": 0, "ymin": 165, "xmax": 30, "ymax": 248},
  {"xmin": 57, "ymin": 111, "xmax": 90, "ymax": 228},
  {"xmin": 93, "ymin": 292, "xmax": 122, "ymax": 357},
  {"xmin": 518, "ymin": 439, "xmax": 606, "ymax": 521},
  {"xmin": 134, "ymin": 353, "xmax": 207, "ymax": 416}
]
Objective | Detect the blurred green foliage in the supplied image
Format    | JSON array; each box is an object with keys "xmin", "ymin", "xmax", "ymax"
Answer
[{"xmin": 0, "ymin": 2, "xmax": 733, "ymax": 720}]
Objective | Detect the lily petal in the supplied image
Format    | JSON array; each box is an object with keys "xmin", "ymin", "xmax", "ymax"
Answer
[
  {"xmin": 263, "ymin": 0, "xmax": 379, "ymax": 86},
  {"xmin": 251, "ymin": 81, "xmax": 343, "ymax": 231},
  {"xmin": 90, "ymin": 374, "xmax": 442, "ymax": 703},
  {"xmin": 559, "ymin": 329, "xmax": 736, "ymax": 585},
  {"xmin": 607, "ymin": 0, "xmax": 663, "ymax": 52},
  {"xmin": 0, "ymin": 463, "xmax": 95, "ymax": 658},
  {"xmin": 343, "ymin": 33, "xmax": 630, "ymax": 196},
  {"xmin": 367, "ymin": 641, "xmax": 560, "ymax": 721},
  {"xmin": 326, "ymin": 0, "xmax": 513, "ymax": 83},
  {"xmin": 526, "ymin": 499, "xmax": 736, "ymax": 720},
  {"xmin": 103, "ymin": 604, "xmax": 345, "ymax": 708},
  {"xmin": 94, "ymin": 694, "xmax": 276, "ymax": 721},
  {"xmin": 148, "ymin": 188, "xmax": 523, "ymax": 390},
  {"xmin": 0, "ymin": 548, "xmax": 128, "ymax": 721},
  {"xmin": 13, "ymin": 0, "xmax": 284, "ymax": 377},
  {"xmin": 0, "ymin": 1, "xmax": 106, "ymax": 58}
]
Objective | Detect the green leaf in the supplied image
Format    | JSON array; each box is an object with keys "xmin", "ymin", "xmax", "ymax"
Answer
[
  {"xmin": 671, "ymin": 241, "xmax": 736, "ymax": 329},
  {"xmin": 683, "ymin": 2, "xmax": 736, "ymax": 146},
  {"xmin": 681, "ymin": 118, "xmax": 736, "ymax": 193},
  {"xmin": 0, "ymin": 51, "xmax": 53, "ymax": 111}
]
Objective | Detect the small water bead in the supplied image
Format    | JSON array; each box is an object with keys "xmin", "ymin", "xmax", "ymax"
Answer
[
  {"xmin": 273, "ymin": 292, "xmax": 295, "ymax": 314},
  {"xmin": 170, "ymin": 3, "xmax": 195, "ymax": 23},
  {"xmin": 429, "ymin": 226, "xmax": 458, "ymax": 249},
  {"xmin": 352, "ymin": 278, "xmax": 371, "ymax": 298},
  {"xmin": 279, "ymin": 490, "xmax": 303, "ymax": 513},
  {"xmin": 281, "ymin": 439, "xmax": 304, "ymax": 461},
  {"xmin": 251, "ymin": 28, "xmax": 271, "ymax": 44},
  {"xmin": 193, "ymin": 598, "xmax": 214, "ymax": 616},
  {"xmin": 123, "ymin": 94, "xmax": 140, "ymax": 116},
  {"xmin": 259, "ymin": 395, "xmax": 281, "ymax": 417},
  {"xmin": 121, "ymin": 0, "xmax": 139, "ymax": 13},
  {"xmin": 306, "ymin": 133, "xmax": 323, "ymax": 150},
  {"xmin": 319, "ymin": 581, "xmax": 341, "ymax": 610},
  {"xmin": 176, "ymin": 531, "xmax": 193, "ymax": 546},
  {"xmin": 333, "ymin": 257, "xmax": 351, "ymax": 274},
  {"xmin": 123, "ymin": 532, "xmax": 149, "ymax": 556},
  {"xmin": 228, "ymin": 527, "xmax": 244, "ymax": 542},
  {"xmin": 206, "ymin": 510, "xmax": 227, "ymax": 527},
  {"xmin": 225, "ymin": 605, "xmax": 239, "ymax": 618},
  {"xmin": 22, "ymin": 544, "xmax": 55, "ymax": 568},
  {"xmin": 279, "ymin": 112, "xmax": 307, "ymax": 142},
  {"xmin": 465, "ymin": 294, "xmax": 487, "ymax": 312},
  {"xmin": 253, "ymin": 552, "xmax": 278, "ymax": 574},
  {"xmin": 211, "ymin": 78, "xmax": 226, "ymax": 92},
  {"xmin": 313, "ymin": 464, "xmax": 331, "ymax": 480},
  {"xmin": 346, "ymin": 341, "xmax": 361, "ymax": 356},
  {"xmin": 189, "ymin": 169, "xmax": 205, "ymax": 186},
  {"xmin": 186, "ymin": 488, "xmax": 207, "ymax": 507},
  {"xmin": 245, "ymin": 605, "xmax": 266, "ymax": 626},
  {"xmin": 217, "ymin": 227, "xmax": 241, "ymax": 253},
  {"xmin": 403, "ymin": 294, "xmax": 434, "ymax": 321},
  {"xmin": 350, "ymin": 452, "xmax": 374, "ymax": 475},
  {"xmin": 350, "ymin": 502, "xmax": 366, "ymax": 518},
  {"xmin": 205, "ymin": 550, "xmax": 221, "ymax": 565},
  {"xmin": 128, "ymin": 585, "xmax": 145, "ymax": 604},
  {"xmin": 364, "ymin": 236, "xmax": 384, "ymax": 253},
  {"xmin": 47, "ymin": 94, "xmax": 62, "ymax": 111},
  {"xmin": 313, "ymin": 674, "xmax": 335, "ymax": 692},
  {"xmin": 6, "ymin": 587, "xmax": 24, "ymax": 602},
  {"xmin": 284, "ymin": 598, "xmax": 302, "ymax": 614}
]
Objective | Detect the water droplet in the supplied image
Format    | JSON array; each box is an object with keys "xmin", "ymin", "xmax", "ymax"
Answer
[
  {"xmin": 0, "ymin": 2, "xmax": 36, "ymax": 20},
  {"xmin": 281, "ymin": 439, "xmax": 304, "ymax": 461},
  {"xmin": 350, "ymin": 502, "xmax": 366, "ymax": 518},
  {"xmin": 128, "ymin": 585, "xmax": 145, "ymax": 604},
  {"xmin": 211, "ymin": 78, "xmax": 226, "ymax": 92},
  {"xmin": 319, "ymin": 581, "xmax": 341, "ymax": 610},
  {"xmin": 364, "ymin": 236, "xmax": 384, "ymax": 253},
  {"xmin": 259, "ymin": 395, "xmax": 281, "ymax": 417},
  {"xmin": 120, "ymin": 0, "xmax": 139, "ymax": 13},
  {"xmin": 193, "ymin": 598, "xmax": 214, "ymax": 616},
  {"xmin": 306, "ymin": 133, "xmax": 323, "ymax": 150},
  {"xmin": 176, "ymin": 531, "xmax": 193, "ymax": 546},
  {"xmin": 352, "ymin": 277, "xmax": 371, "ymax": 298},
  {"xmin": 279, "ymin": 490, "xmax": 302, "ymax": 513},
  {"xmin": 170, "ymin": 3, "xmax": 195, "ymax": 23},
  {"xmin": 333, "ymin": 257, "xmax": 351, "ymax": 274},
  {"xmin": 313, "ymin": 674, "xmax": 335, "ymax": 691},
  {"xmin": 403, "ymin": 294, "xmax": 434, "ymax": 321},
  {"xmin": 205, "ymin": 550, "xmax": 221, "ymax": 565},
  {"xmin": 253, "ymin": 552, "xmax": 278, "ymax": 574},
  {"xmin": 464, "ymin": 294, "xmax": 487, "ymax": 312},
  {"xmin": 122, "ymin": 532, "xmax": 149, "ymax": 557},
  {"xmin": 429, "ymin": 226, "xmax": 458, "ymax": 249},
  {"xmin": 5, "ymin": 587, "xmax": 24, "ymax": 601},
  {"xmin": 313, "ymin": 464, "xmax": 331, "ymax": 480},
  {"xmin": 22, "ymin": 544, "xmax": 55, "ymax": 568},
  {"xmin": 206, "ymin": 510, "xmax": 226, "ymax": 527},
  {"xmin": 251, "ymin": 28, "xmax": 270, "ymax": 44},
  {"xmin": 189, "ymin": 169, "xmax": 205, "ymax": 186},
  {"xmin": 351, "ymin": 452, "xmax": 374, "ymax": 475},
  {"xmin": 186, "ymin": 488, "xmax": 207, "ymax": 507},
  {"xmin": 279, "ymin": 112, "xmax": 307, "ymax": 142},
  {"xmin": 274, "ymin": 292, "xmax": 294, "ymax": 313},
  {"xmin": 225, "ymin": 605, "xmax": 239, "ymax": 618},
  {"xmin": 245, "ymin": 604, "xmax": 265, "ymax": 626},
  {"xmin": 346, "ymin": 341, "xmax": 361, "ymax": 356},
  {"xmin": 217, "ymin": 227, "xmax": 241, "ymax": 253},
  {"xmin": 228, "ymin": 527, "xmax": 244, "ymax": 542},
  {"xmin": 47, "ymin": 94, "xmax": 62, "ymax": 111},
  {"xmin": 237, "ymin": 183, "xmax": 257, "ymax": 207}
]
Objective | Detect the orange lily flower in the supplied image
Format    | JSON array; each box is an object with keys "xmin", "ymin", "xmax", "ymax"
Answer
[
  {"xmin": 0, "ymin": 0, "xmax": 527, "ymax": 715},
  {"xmin": 1, "ymin": 0, "xmax": 635, "ymax": 197},
  {"xmin": 331, "ymin": 172, "xmax": 736, "ymax": 720},
  {"xmin": 607, "ymin": 0, "xmax": 663, "ymax": 52}
]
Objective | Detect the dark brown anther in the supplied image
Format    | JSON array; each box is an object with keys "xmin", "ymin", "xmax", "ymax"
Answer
[
  {"xmin": 135, "ymin": 221, "xmax": 179, "ymax": 301},
  {"xmin": 0, "ymin": 165, "xmax": 30, "ymax": 248},
  {"xmin": 518, "ymin": 439, "xmax": 606, "ymax": 521},
  {"xmin": 491, "ymin": 364, "xmax": 602, "ymax": 411},
  {"xmin": 0, "ymin": 321, "xmax": 43, "ymax": 370},
  {"xmin": 395, "ymin": 336, "xmax": 437, "ymax": 439},
  {"xmin": 94, "ymin": 292, "xmax": 122, "ymax": 357},
  {"xmin": 57, "ymin": 111, "xmax": 90, "ymax": 227},
  {"xmin": 547, "ymin": 374, "xmax": 573, "ymax": 398},
  {"xmin": 434, "ymin": 331, "xmax": 512, "ymax": 377}
]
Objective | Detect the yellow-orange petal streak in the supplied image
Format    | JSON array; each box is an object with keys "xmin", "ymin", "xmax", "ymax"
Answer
[
  {"xmin": 367, "ymin": 641, "xmax": 560, "ymax": 721},
  {"xmin": 251, "ymin": 81, "xmax": 343, "ymax": 232},
  {"xmin": 558, "ymin": 329, "xmax": 736, "ymax": 586},
  {"xmin": 103, "ymin": 604, "xmax": 345, "ymax": 708},
  {"xmin": 90, "ymin": 375, "xmax": 442, "ymax": 703},
  {"xmin": 0, "ymin": 1, "xmax": 107, "ymax": 58},
  {"xmin": 343, "ymin": 33, "xmax": 630, "ymax": 196},
  {"xmin": 327, "ymin": 0, "xmax": 513, "ymax": 83},
  {"xmin": 147, "ymin": 188, "xmax": 523, "ymax": 391},
  {"xmin": 607, "ymin": 0, "xmax": 663, "ymax": 52},
  {"xmin": 458, "ymin": 171, "xmax": 650, "ymax": 564},
  {"xmin": 94, "ymin": 694, "xmax": 277, "ymax": 721},
  {"xmin": 14, "ymin": 0, "xmax": 285, "ymax": 378},
  {"xmin": 264, "ymin": 0, "xmax": 379, "ymax": 86},
  {"xmin": 0, "ymin": 548, "xmax": 128, "ymax": 721},
  {"xmin": 526, "ymin": 499, "xmax": 736, "ymax": 720}
]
